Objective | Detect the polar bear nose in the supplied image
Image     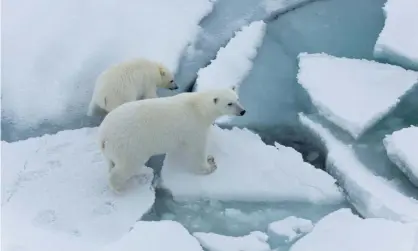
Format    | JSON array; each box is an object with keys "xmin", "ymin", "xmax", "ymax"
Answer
[
  {"xmin": 239, "ymin": 110, "xmax": 246, "ymax": 116},
  {"xmin": 169, "ymin": 81, "xmax": 178, "ymax": 90}
]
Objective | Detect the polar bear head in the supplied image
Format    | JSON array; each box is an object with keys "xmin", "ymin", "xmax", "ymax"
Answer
[
  {"xmin": 158, "ymin": 64, "xmax": 178, "ymax": 90},
  {"xmin": 208, "ymin": 87, "xmax": 246, "ymax": 117}
]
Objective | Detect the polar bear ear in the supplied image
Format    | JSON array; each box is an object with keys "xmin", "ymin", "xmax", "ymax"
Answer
[
  {"xmin": 213, "ymin": 98, "xmax": 218, "ymax": 104},
  {"xmin": 158, "ymin": 65, "xmax": 166, "ymax": 77}
]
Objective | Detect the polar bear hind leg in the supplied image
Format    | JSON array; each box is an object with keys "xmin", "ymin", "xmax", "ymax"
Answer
[{"xmin": 108, "ymin": 156, "xmax": 147, "ymax": 192}]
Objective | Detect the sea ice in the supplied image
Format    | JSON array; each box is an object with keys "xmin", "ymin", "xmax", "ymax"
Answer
[
  {"xmin": 161, "ymin": 125, "xmax": 343, "ymax": 204},
  {"xmin": 290, "ymin": 208, "xmax": 418, "ymax": 251},
  {"xmin": 1, "ymin": 128, "xmax": 155, "ymax": 250},
  {"xmin": 297, "ymin": 52, "xmax": 418, "ymax": 139},
  {"xmin": 194, "ymin": 20, "xmax": 266, "ymax": 123},
  {"xmin": 384, "ymin": 126, "xmax": 418, "ymax": 187},
  {"xmin": 267, "ymin": 216, "xmax": 313, "ymax": 243},
  {"xmin": 101, "ymin": 221, "xmax": 204, "ymax": 251},
  {"xmin": 228, "ymin": 0, "xmax": 390, "ymax": 129},
  {"xmin": 194, "ymin": 20, "xmax": 266, "ymax": 92},
  {"xmin": 299, "ymin": 113, "xmax": 418, "ymax": 222},
  {"xmin": 176, "ymin": 0, "xmax": 315, "ymax": 89},
  {"xmin": 193, "ymin": 231, "xmax": 270, "ymax": 251},
  {"xmin": 374, "ymin": 0, "xmax": 418, "ymax": 71},
  {"xmin": 2, "ymin": 0, "xmax": 214, "ymax": 129}
]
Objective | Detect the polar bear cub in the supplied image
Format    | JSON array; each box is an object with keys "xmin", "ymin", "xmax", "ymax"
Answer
[
  {"xmin": 98, "ymin": 87, "xmax": 246, "ymax": 192},
  {"xmin": 87, "ymin": 58, "xmax": 178, "ymax": 116}
]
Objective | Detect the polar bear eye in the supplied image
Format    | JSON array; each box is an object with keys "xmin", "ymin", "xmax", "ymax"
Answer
[
  {"xmin": 170, "ymin": 80, "xmax": 174, "ymax": 83},
  {"xmin": 227, "ymin": 103, "xmax": 233, "ymax": 106}
]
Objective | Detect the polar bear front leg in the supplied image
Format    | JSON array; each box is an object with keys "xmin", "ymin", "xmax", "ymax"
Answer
[{"xmin": 186, "ymin": 134, "xmax": 217, "ymax": 175}]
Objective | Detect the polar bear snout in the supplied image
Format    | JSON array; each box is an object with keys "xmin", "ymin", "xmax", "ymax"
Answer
[
  {"xmin": 235, "ymin": 103, "xmax": 246, "ymax": 116},
  {"xmin": 168, "ymin": 80, "xmax": 178, "ymax": 90}
]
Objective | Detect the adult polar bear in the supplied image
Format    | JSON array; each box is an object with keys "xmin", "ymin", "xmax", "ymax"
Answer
[
  {"xmin": 98, "ymin": 87, "xmax": 246, "ymax": 192},
  {"xmin": 88, "ymin": 58, "xmax": 178, "ymax": 115}
]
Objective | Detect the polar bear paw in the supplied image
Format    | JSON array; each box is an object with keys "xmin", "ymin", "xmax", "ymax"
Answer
[{"xmin": 197, "ymin": 155, "xmax": 217, "ymax": 175}]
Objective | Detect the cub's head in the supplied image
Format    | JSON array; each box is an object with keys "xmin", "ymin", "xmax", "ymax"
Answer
[
  {"xmin": 158, "ymin": 64, "xmax": 178, "ymax": 90},
  {"xmin": 211, "ymin": 86, "xmax": 246, "ymax": 117}
]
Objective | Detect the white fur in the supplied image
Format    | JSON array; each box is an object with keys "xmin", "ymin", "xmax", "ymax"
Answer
[
  {"xmin": 88, "ymin": 58, "xmax": 177, "ymax": 115},
  {"xmin": 98, "ymin": 88, "xmax": 245, "ymax": 192}
]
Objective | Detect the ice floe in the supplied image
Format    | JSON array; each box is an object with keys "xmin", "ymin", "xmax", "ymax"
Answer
[
  {"xmin": 101, "ymin": 221, "xmax": 204, "ymax": 251},
  {"xmin": 374, "ymin": 0, "xmax": 418, "ymax": 71},
  {"xmin": 299, "ymin": 113, "xmax": 418, "ymax": 222},
  {"xmin": 161, "ymin": 125, "xmax": 343, "ymax": 204},
  {"xmin": 194, "ymin": 20, "xmax": 266, "ymax": 92},
  {"xmin": 290, "ymin": 208, "xmax": 418, "ymax": 251},
  {"xmin": 1, "ymin": 128, "xmax": 155, "ymax": 250},
  {"xmin": 297, "ymin": 52, "xmax": 418, "ymax": 139},
  {"xmin": 193, "ymin": 231, "xmax": 270, "ymax": 251},
  {"xmin": 384, "ymin": 126, "xmax": 418, "ymax": 187},
  {"xmin": 268, "ymin": 216, "xmax": 313, "ymax": 243}
]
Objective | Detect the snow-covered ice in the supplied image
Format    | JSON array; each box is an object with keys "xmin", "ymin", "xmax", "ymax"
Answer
[
  {"xmin": 1, "ymin": 128, "xmax": 155, "ymax": 251},
  {"xmin": 193, "ymin": 231, "xmax": 270, "ymax": 251},
  {"xmin": 268, "ymin": 216, "xmax": 313, "ymax": 243},
  {"xmin": 2, "ymin": 0, "xmax": 214, "ymax": 129},
  {"xmin": 161, "ymin": 125, "xmax": 343, "ymax": 204},
  {"xmin": 194, "ymin": 20, "xmax": 266, "ymax": 92},
  {"xmin": 101, "ymin": 221, "xmax": 203, "ymax": 251},
  {"xmin": 290, "ymin": 208, "xmax": 418, "ymax": 251},
  {"xmin": 194, "ymin": 20, "xmax": 266, "ymax": 123},
  {"xmin": 297, "ymin": 53, "xmax": 418, "ymax": 139},
  {"xmin": 299, "ymin": 113, "xmax": 418, "ymax": 222},
  {"xmin": 374, "ymin": 0, "xmax": 418, "ymax": 71},
  {"xmin": 384, "ymin": 126, "xmax": 418, "ymax": 187}
]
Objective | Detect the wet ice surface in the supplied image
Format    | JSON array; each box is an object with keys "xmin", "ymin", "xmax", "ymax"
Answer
[
  {"xmin": 290, "ymin": 208, "xmax": 418, "ymax": 251},
  {"xmin": 2, "ymin": 128, "xmax": 155, "ymax": 251},
  {"xmin": 374, "ymin": 0, "xmax": 418, "ymax": 71}
]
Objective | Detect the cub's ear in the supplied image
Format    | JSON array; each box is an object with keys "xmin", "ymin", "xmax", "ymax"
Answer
[
  {"xmin": 213, "ymin": 98, "xmax": 218, "ymax": 104},
  {"xmin": 158, "ymin": 65, "xmax": 166, "ymax": 77}
]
